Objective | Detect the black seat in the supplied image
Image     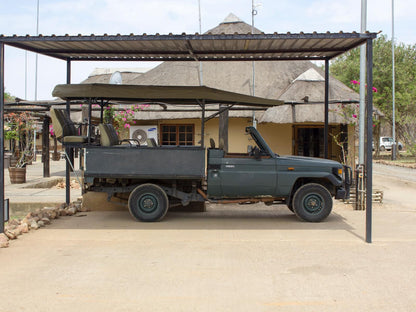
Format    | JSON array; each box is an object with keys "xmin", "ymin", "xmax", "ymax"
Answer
[
  {"xmin": 99, "ymin": 123, "xmax": 140, "ymax": 147},
  {"xmin": 50, "ymin": 108, "xmax": 88, "ymax": 145}
]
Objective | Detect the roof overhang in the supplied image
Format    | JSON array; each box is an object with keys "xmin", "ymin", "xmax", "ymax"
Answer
[
  {"xmin": 52, "ymin": 84, "xmax": 284, "ymax": 107},
  {"xmin": 0, "ymin": 32, "xmax": 377, "ymax": 62}
]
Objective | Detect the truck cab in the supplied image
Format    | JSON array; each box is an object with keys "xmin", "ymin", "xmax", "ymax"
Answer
[{"xmin": 207, "ymin": 127, "xmax": 351, "ymax": 221}]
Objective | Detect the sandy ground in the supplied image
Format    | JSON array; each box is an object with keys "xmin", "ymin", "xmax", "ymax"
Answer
[{"xmin": 0, "ymin": 163, "xmax": 415, "ymax": 312}]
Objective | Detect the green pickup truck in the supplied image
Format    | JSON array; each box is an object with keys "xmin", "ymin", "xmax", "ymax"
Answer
[{"xmin": 84, "ymin": 126, "xmax": 351, "ymax": 223}]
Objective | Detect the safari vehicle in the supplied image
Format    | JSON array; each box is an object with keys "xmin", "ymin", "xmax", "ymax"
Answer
[{"xmin": 52, "ymin": 83, "xmax": 352, "ymax": 223}]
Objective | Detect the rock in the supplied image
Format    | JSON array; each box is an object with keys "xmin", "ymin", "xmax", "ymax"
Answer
[
  {"xmin": 57, "ymin": 203, "xmax": 67, "ymax": 210},
  {"xmin": 41, "ymin": 217, "xmax": 51, "ymax": 225},
  {"xmin": 32, "ymin": 216, "xmax": 40, "ymax": 222},
  {"xmin": 25, "ymin": 212, "xmax": 33, "ymax": 219},
  {"xmin": 30, "ymin": 221, "xmax": 39, "ymax": 230},
  {"xmin": 5, "ymin": 230, "xmax": 16, "ymax": 240},
  {"xmin": 17, "ymin": 223, "xmax": 29, "ymax": 234},
  {"xmin": 0, "ymin": 234, "xmax": 9, "ymax": 248},
  {"xmin": 74, "ymin": 203, "xmax": 82, "ymax": 212},
  {"xmin": 43, "ymin": 207, "xmax": 58, "ymax": 219},
  {"xmin": 12, "ymin": 227, "xmax": 22, "ymax": 237},
  {"xmin": 21, "ymin": 217, "xmax": 30, "ymax": 226},
  {"xmin": 5, "ymin": 224, "xmax": 17, "ymax": 231},
  {"xmin": 37, "ymin": 220, "xmax": 45, "ymax": 228},
  {"xmin": 8, "ymin": 219, "xmax": 20, "ymax": 226},
  {"xmin": 66, "ymin": 207, "xmax": 76, "ymax": 216},
  {"xmin": 59, "ymin": 208, "xmax": 67, "ymax": 216}
]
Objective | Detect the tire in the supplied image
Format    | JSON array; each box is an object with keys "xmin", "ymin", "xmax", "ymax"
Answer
[
  {"xmin": 128, "ymin": 184, "xmax": 169, "ymax": 222},
  {"xmin": 287, "ymin": 200, "xmax": 294, "ymax": 212},
  {"xmin": 292, "ymin": 183, "xmax": 332, "ymax": 222},
  {"xmin": 380, "ymin": 145, "xmax": 385, "ymax": 152},
  {"xmin": 398, "ymin": 145, "xmax": 403, "ymax": 151}
]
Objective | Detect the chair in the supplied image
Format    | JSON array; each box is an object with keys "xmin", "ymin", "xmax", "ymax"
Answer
[
  {"xmin": 50, "ymin": 108, "xmax": 88, "ymax": 145},
  {"xmin": 99, "ymin": 123, "xmax": 140, "ymax": 147},
  {"xmin": 146, "ymin": 138, "xmax": 158, "ymax": 147}
]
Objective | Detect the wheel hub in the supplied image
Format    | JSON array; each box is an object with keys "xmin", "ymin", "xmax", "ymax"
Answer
[
  {"xmin": 303, "ymin": 194, "xmax": 323, "ymax": 214},
  {"xmin": 139, "ymin": 194, "xmax": 158, "ymax": 213}
]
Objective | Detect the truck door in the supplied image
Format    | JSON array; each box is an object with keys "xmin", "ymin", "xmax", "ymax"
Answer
[{"xmin": 219, "ymin": 154, "xmax": 277, "ymax": 198}]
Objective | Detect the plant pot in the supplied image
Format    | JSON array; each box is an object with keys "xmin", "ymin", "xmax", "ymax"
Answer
[
  {"xmin": 10, "ymin": 156, "xmax": 18, "ymax": 167},
  {"xmin": 8, "ymin": 167, "xmax": 26, "ymax": 184},
  {"xmin": 52, "ymin": 152, "xmax": 61, "ymax": 161}
]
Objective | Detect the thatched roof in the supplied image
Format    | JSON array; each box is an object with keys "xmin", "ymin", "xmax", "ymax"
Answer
[
  {"xmin": 259, "ymin": 103, "xmax": 357, "ymax": 124},
  {"xmin": 81, "ymin": 14, "xmax": 359, "ymax": 124},
  {"xmin": 82, "ymin": 68, "xmax": 150, "ymax": 84}
]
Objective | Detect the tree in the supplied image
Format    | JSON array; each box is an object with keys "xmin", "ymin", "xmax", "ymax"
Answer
[
  {"xmin": 4, "ymin": 89, "xmax": 14, "ymax": 102},
  {"xmin": 330, "ymin": 35, "xmax": 416, "ymax": 156}
]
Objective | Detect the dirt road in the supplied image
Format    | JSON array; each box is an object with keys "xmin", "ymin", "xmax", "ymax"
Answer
[{"xmin": 373, "ymin": 163, "xmax": 416, "ymax": 210}]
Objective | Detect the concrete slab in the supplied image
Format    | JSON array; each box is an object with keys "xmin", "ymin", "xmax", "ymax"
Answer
[{"xmin": 0, "ymin": 205, "xmax": 415, "ymax": 311}]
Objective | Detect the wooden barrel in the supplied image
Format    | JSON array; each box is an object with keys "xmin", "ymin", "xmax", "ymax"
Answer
[{"xmin": 8, "ymin": 167, "xmax": 26, "ymax": 184}]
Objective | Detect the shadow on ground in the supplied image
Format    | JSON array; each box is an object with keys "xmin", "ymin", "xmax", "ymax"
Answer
[{"xmin": 49, "ymin": 204, "xmax": 356, "ymax": 233}]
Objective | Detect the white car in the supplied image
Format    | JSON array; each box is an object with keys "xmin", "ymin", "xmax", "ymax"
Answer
[{"xmin": 379, "ymin": 137, "xmax": 403, "ymax": 151}]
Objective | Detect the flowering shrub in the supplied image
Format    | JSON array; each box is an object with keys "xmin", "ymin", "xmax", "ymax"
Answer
[
  {"xmin": 350, "ymin": 80, "xmax": 378, "ymax": 93},
  {"xmin": 103, "ymin": 104, "xmax": 149, "ymax": 134}
]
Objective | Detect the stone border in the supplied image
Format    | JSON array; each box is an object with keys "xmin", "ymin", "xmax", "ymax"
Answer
[{"xmin": 0, "ymin": 199, "xmax": 88, "ymax": 248}]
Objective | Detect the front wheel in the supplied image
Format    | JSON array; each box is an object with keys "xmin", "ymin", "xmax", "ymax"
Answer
[
  {"xmin": 128, "ymin": 184, "xmax": 169, "ymax": 222},
  {"xmin": 292, "ymin": 183, "xmax": 332, "ymax": 222}
]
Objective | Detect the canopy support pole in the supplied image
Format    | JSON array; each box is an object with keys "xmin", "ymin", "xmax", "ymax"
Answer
[
  {"xmin": 0, "ymin": 43, "xmax": 5, "ymax": 234},
  {"xmin": 42, "ymin": 117, "xmax": 50, "ymax": 177},
  {"xmin": 219, "ymin": 104, "xmax": 229, "ymax": 152},
  {"xmin": 200, "ymin": 100, "xmax": 205, "ymax": 148},
  {"xmin": 324, "ymin": 59, "xmax": 329, "ymax": 159},
  {"xmin": 365, "ymin": 38, "xmax": 373, "ymax": 243},
  {"xmin": 65, "ymin": 58, "xmax": 71, "ymax": 205}
]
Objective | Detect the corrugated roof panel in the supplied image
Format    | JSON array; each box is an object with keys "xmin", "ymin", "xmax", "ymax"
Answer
[{"xmin": 0, "ymin": 32, "xmax": 377, "ymax": 61}]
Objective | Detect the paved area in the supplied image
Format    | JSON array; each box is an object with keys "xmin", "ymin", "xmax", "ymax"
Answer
[
  {"xmin": 5, "ymin": 158, "xmax": 82, "ymax": 213},
  {"xmin": 0, "ymin": 161, "xmax": 415, "ymax": 311}
]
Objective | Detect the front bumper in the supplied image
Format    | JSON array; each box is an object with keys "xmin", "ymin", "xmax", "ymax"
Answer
[{"xmin": 336, "ymin": 165, "xmax": 352, "ymax": 200}]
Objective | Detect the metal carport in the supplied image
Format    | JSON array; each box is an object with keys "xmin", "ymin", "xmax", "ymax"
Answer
[{"xmin": 0, "ymin": 31, "xmax": 377, "ymax": 242}]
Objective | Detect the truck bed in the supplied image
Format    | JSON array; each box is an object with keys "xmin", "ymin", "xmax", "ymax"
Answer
[{"xmin": 83, "ymin": 146, "xmax": 205, "ymax": 180}]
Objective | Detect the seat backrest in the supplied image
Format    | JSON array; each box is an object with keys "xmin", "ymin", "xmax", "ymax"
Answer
[
  {"xmin": 99, "ymin": 123, "xmax": 119, "ymax": 147},
  {"xmin": 50, "ymin": 109, "xmax": 64, "ymax": 139},
  {"xmin": 146, "ymin": 138, "xmax": 157, "ymax": 147},
  {"xmin": 50, "ymin": 109, "xmax": 77, "ymax": 140}
]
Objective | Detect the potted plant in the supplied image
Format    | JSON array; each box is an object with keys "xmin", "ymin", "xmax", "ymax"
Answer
[{"xmin": 4, "ymin": 112, "xmax": 35, "ymax": 183}]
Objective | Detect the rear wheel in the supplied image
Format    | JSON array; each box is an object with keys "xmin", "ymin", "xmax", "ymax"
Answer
[
  {"xmin": 128, "ymin": 184, "xmax": 169, "ymax": 222},
  {"xmin": 292, "ymin": 183, "xmax": 332, "ymax": 222}
]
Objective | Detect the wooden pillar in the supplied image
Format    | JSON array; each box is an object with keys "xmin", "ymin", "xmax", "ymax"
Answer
[
  {"xmin": 42, "ymin": 117, "xmax": 50, "ymax": 177},
  {"xmin": 218, "ymin": 104, "xmax": 229, "ymax": 152}
]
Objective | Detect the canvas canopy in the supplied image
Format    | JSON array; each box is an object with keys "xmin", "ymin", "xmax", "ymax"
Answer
[{"xmin": 52, "ymin": 83, "xmax": 284, "ymax": 107}]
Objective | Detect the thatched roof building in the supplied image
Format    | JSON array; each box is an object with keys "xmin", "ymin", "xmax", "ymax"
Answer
[{"xmin": 82, "ymin": 13, "xmax": 359, "ymax": 124}]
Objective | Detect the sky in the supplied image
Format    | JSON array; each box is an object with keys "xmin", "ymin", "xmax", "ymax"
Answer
[{"xmin": 0, "ymin": 0, "xmax": 415, "ymax": 100}]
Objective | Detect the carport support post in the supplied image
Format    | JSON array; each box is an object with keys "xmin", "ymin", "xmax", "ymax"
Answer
[
  {"xmin": 219, "ymin": 104, "xmax": 229, "ymax": 152},
  {"xmin": 0, "ymin": 43, "xmax": 5, "ymax": 233},
  {"xmin": 324, "ymin": 59, "xmax": 329, "ymax": 159},
  {"xmin": 201, "ymin": 100, "xmax": 205, "ymax": 148},
  {"xmin": 365, "ymin": 39, "xmax": 373, "ymax": 243},
  {"xmin": 42, "ymin": 117, "xmax": 50, "ymax": 177},
  {"xmin": 65, "ymin": 58, "xmax": 71, "ymax": 205}
]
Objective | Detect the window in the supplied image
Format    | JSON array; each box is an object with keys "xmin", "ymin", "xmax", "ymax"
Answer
[{"xmin": 161, "ymin": 124, "xmax": 194, "ymax": 146}]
